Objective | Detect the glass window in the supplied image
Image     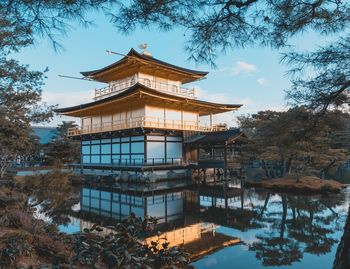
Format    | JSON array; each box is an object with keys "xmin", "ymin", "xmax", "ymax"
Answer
[
  {"xmin": 147, "ymin": 142, "xmax": 165, "ymax": 159},
  {"xmin": 112, "ymin": 202, "xmax": 120, "ymax": 214},
  {"xmin": 131, "ymin": 155, "xmax": 144, "ymax": 165},
  {"xmin": 131, "ymin": 142, "xmax": 144, "ymax": 153},
  {"xmin": 91, "ymin": 198, "xmax": 100, "ymax": 208},
  {"xmin": 113, "ymin": 193, "xmax": 120, "ymax": 202},
  {"xmin": 82, "ymin": 196, "xmax": 90, "ymax": 206},
  {"xmin": 121, "ymin": 137, "xmax": 130, "ymax": 142},
  {"xmin": 112, "ymin": 155, "xmax": 120, "ymax": 164},
  {"xmin": 121, "ymin": 194, "xmax": 127, "ymax": 203},
  {"xmin": 131, "ymin": 136, "xmax": 144, "ymax": 141},
  {"xmin": 166, "ymin": 142, "xmax": 182, "ymax": 159},
  {"xmin": 82, "ymin": 188, "xmax": 90, "ymax": 196},
  {"xmin": 91, "ymin": 145, "xmax": 100, "ymax": 154},
  {"xmin": 91, "ymin": 139, "xmax": 100, "ymax": 144},
  {"xmin": 121, "ymin": 143, "xmax": 130, "ymax": 154},
  {"xmin": 91, "ymin": 155, "xmax": 100, "ymax": 163},
  {"xmin": 112, "ymin": 144, "xmax": 120, "ymax": 154},
  {"xmin": 147, "ymin": 135, "xmax": 165, "ymax": 141},
  {"xmin": 101, "ymin": 144, "xmax": 111, "ymax": 154},
  {"xmin": 112, "ymin": 138, "xmax": 120, "ymax": 143},
  {"xmin": 134, "ymin": 196, "xmax": 143, "ymax": 206},
  {"xmin": 82, "ymin": 145, "xmax": 90, "ymax": 155},
  {"xmin": 101, "ymin": 155, "xmax": 111, "ymax": 164},
  {"xmin": 101, "ymin": 200, "xmax": 110, "ymax": 211},
  {"xmin": 91, "ymin": 190, "xmax": 100, "ymax": 198},
  {"xmin": 167, "ymin": 136, "xmax": 182, "ymax": 142},
  {"xmin": 101, "ymin": 139, "xmax": 111, "ymax": 144},
  {"xmin": 82, "ymin": 140, "xmax": 90, "ymax": 145},
  {"xmin": 83, "ymin": 155, "xmax": 90, "ymax": 164}
]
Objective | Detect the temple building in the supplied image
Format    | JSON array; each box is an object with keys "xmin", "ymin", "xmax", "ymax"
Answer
[{"xmin": 55, "ymin": 48, "xmax": 242, "ymax": 179}]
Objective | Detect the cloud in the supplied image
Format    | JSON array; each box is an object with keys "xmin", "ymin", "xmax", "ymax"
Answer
[
  {"xmin": 42, "ymin": 90, "xmax": 93, "ymax": 107},
  {"xmin": 40, "ymin": 89, "xmax": 94, "ymax": 126},
  {"xmin": 257, "ymin": 77, "xmax": 269, "ymax": 86},
  {"xmin": 231, "ymin": 61, "xmax": 257, "ymax": 76},
  {"xmin": 195, "ymin": 86, "xmax": 229, "ymax": 103}
]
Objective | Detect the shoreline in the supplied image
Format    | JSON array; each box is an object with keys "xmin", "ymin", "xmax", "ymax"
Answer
[{"xmin": 244, "ymin": 176, "xmax": 346, "ymax": 194}]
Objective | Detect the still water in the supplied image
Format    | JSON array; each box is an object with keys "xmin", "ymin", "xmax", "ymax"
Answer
[{"xmin": 52, "ymin": 180, "xmax": 350, "ymax": 269}]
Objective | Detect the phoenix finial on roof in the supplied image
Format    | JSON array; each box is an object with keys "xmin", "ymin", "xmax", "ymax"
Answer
[{"xmin": 138, "ymin": 43, "xmax": 152, "ymax": 57}]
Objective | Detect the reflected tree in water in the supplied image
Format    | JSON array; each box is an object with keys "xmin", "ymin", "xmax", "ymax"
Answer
[
  {"xmin": 21, "ymin": 170, "xmax": 80, "ymax": 225},
  {"xmin": 249, "ymin": 193, "xmax": 342, "ymax": 266}
]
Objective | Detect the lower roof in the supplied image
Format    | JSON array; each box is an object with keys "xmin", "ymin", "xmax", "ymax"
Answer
[
  {"xmin": 55, "ymin": 83, "xmax": 242, "ymax": 117},
  {"xmin": 185, "ymin": 129, "xmax": 246, "ymax": 145}
]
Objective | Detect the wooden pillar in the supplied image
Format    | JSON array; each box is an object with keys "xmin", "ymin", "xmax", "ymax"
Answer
[
  {"xmin": 80, "ymin": 141, "xmax": 83, "ymax": 174},
  {"xmin": 164, "ymin": 193, "xmax": 168, "ymax": 224},
  {"xmin": 214, "ymin": 168, "xmax": 216, "ymax": 185},
  {"xmin": 224, "ymin": 142, "xmax": 228, "ymax": 210},
  {"xmin": 143, "ymin": 195, "xmax": 147, "ymax": 219},
  {"xmin": 210, "ymin": 112, "xmax": 213, "ymax": 131}
]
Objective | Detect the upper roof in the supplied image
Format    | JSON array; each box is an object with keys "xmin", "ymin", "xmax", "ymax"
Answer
[
  {"xmin": 80, "ymin": 48, "xmax": 208, "ymax": 84},
  {"xmin": 54, "ymin": 83, "xmax": 242, "ymax": 117}
]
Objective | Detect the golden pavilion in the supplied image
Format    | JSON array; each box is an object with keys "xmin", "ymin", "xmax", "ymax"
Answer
[{"xmin": 55, "ymin": 48, "xmax": 242, "ymax": 177}]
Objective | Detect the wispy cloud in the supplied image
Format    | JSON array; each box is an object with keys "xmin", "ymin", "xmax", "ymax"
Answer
[
  {"xmin": 231, "ymin": 61, "xmax": 257, "ymax": 76},
  {"xmin": 42, "ymin": 90, "xmax": 93, "ymax": 107},
  {"xmin": 257, "ymin": 77, "xmax": 269, "ymax": 86},
  {"xmin": 40, "ymin": 90, "xmax": 93, "ymax": 126}
]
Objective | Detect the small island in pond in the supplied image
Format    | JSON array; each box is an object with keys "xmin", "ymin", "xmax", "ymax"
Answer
[{"xmin": 245, "ymin": 176, "xmax": 346, "ymax": 194}]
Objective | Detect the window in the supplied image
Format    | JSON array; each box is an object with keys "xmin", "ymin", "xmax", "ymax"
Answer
[
  {"xmin": 166, "ymin": 142, "xmax": 182, "ymax": 159},
  {"xmin": 147, "ymin": 142, "xmax": 165, "ymax": 160},
  {"xmin": 82, "ymin": 145, "xmax": 90, "ymax": 155},
  {"xmin": 131, "ymin": 136, "xmax": 144, "ymax": 141},
  {"xmin": 112, "ymin": 144, "xmax": 120, "ymax": 154},
  {"xmin": 101, "ymin": 155, "xmax": 111, "ymax": 164},
  {"xmin": 167, "ymin": 136, "xmax": 182, "ymax": 142},
  {"xmin": 91, "ymin": 155, "xmax": 100, "ymax": 163},
  {"xmin": 131, "ymin": 142, "xmax": 144, "ymax": 153},
  {"xmin": 101, "ymin": 144, "xmax": 111, "ymax": 154},
  {"xmin": 147, "ymin": 135, "xmax": 165, "ymax": 141},
  {"xmin": 121, "ymin": 137, "xmax": 130, "ymax": 142},
  {"xmin": 83, "ymin": 156, "xmax": 90, "ymax": 164},
  {"xmin": 91, "ymin": 145, "xmax": 100, "ymax": 154},
  {"xmin": 121, "ymin": 143, "xmax": 130, "ymax": 154}
]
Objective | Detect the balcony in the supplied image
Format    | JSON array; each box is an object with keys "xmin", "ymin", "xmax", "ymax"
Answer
[
  {"xmin": 67, "ymin": 116, "xmax": 227, "ymax": 136},
  {"xmin": 94, "ymin": 76, "xmax": 196, "ymax": 100}
]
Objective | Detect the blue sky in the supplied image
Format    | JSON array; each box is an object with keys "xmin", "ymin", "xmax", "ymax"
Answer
[{"xmin": 13, "ymin": 12, "xmax": 328, "ymax": 127}]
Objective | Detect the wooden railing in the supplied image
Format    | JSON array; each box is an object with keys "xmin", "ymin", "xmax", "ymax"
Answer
[
  {"xmin": 111, "ymin": 158, "xmax": 185, "ymax": 167},
  {"xmin": 67, "ymin": 116, "xmax": 227, "ymax": 136},
  {"xmin": 94, "ymin": 76, "xmax": 196, "ymax": 100}
]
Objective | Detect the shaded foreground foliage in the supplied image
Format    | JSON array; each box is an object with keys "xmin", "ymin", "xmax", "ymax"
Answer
[{"xmin": 0, "ymin": 172, "xmax": 190, "ymax": 268}]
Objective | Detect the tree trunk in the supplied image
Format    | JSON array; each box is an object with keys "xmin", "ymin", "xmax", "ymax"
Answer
[
  {"xmin": 280, "ymin": 195, "xmax": 288, "ymax": 239},
  {"xmin": 260, "ymin": 193, "xmax": 271, "ymax": 217},
  {"xmin": 0, "ymin": 161, "xmax": 11, "ymax": 179},
  {"xmin": 333, "ymin": 205, "xmax": 350, "ymax": 269},
  {"xmin": 262, "ymin": 160, "xmax": 272, "ymax": 179}
]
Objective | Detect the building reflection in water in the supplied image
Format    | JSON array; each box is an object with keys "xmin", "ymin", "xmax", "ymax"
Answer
[
  {"xmin": 67, "ymin": 181, "xmax": 348, "ymax": 267},
  {"xmin": 76, "ymin": 180, "xmax": 241, "ymax": 260}
]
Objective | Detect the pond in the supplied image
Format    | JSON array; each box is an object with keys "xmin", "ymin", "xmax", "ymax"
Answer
[{"xmin": 47, "ymin": 179, "xmax": 350, "ymax": 269}]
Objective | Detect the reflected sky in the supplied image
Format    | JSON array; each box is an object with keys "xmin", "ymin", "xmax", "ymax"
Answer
[{"xmin": 50, "ymin": 182, "xmax": 350, "ymax": 269}]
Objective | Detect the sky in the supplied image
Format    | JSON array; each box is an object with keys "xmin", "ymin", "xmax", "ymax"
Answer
[{"xmin": 12, "ymin": 11, "xmax": 328, "ymax": 127}]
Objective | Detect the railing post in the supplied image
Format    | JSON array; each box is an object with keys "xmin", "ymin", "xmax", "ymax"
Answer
[{"xmin": 152, "ymin": 158, "xmax": 155, "ymax": 166}]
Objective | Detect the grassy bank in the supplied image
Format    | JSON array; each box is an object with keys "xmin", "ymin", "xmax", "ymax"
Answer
[{"xmin": 245, "ymin": 176, "xmax": 346, "ymax": 194}]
